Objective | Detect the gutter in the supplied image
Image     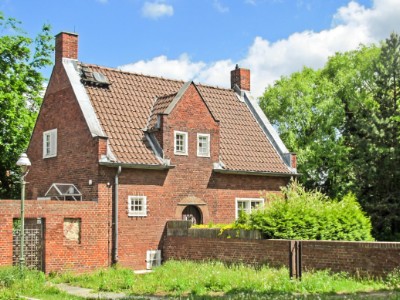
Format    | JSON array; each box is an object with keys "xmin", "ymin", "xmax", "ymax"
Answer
[
  {"xmin": 113, "ymin": 166, "xmax": 122, "ymax": 264},
  {"xmin": 99, "ymin": 161, "xmax": 175, "ymax": 170},
  {"xmin": 213, "ymin": 168, "xmax": 299, "ymax": 177}
]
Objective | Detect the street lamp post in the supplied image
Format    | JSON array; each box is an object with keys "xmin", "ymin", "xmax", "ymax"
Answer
[{"xmin": 16, "ymin": 153, "xmax": 31, "ymax": 270}]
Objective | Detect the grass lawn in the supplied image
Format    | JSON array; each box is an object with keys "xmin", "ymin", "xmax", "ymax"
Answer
[
  {"xmin": 49, "ymin": 261, "xmax": 400, "ymax": 298},
  {"xmin": 2, "ymin": 261, "xmax": 400, "ymax": 299}
]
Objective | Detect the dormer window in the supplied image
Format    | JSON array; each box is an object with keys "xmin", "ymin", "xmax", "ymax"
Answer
[
  {"xmin": 197, "ymin": 133, "xmax": 210, "ymax": 157},
  {"xmin": 43, "ymin": 129, "xmax": 57, "ymax": 158},
  {"xmin": 174, "ymin": 131, "xmax": 188, "ymax": 155}
]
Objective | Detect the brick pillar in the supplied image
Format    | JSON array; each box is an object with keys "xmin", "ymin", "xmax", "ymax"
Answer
[
  {"xmin": 55, "ymin": 32, "xmax": 78, "ymax": 64},
  {"xmin": 230, "ymin": 64, "xmax": 250, "ymax": 91}
]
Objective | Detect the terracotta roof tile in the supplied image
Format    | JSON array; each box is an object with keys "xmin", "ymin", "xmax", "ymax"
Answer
[{"xmin": 80, "ymin": 63, "xmax": 290, "ymax": 173}]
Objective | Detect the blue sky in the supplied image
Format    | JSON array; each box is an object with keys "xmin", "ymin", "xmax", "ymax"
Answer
[{"xmin": 1, "ymin": 0, "xmax": 400, "ymax": 97}]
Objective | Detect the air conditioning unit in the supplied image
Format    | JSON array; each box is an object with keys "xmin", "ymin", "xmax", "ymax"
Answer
[{"xmin": 146, "ymin": 250, "xmax": 161, "ymax": 270}]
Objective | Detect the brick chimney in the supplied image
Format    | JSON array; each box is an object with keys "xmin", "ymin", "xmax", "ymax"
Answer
[
  {"xmin": 230, "ymin": 64, "xmax": 250, "ymax": 91},
  {"xmin": 55, "ymin": 32, "xmax": 78, "ymax": 64}
]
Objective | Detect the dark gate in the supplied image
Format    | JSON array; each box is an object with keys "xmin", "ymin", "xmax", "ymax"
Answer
[
  {"xmin": 13, "ymin": 218, "xmax": 44, "ymax": 271},
  {"xmin": 182, "ymin": 205, "xmax": 202, "ymax": 225}
]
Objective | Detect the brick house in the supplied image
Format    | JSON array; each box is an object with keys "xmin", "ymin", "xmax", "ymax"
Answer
[{"xmin": 5, "ymin": 32, "xmax": 297, "ymax": 271}]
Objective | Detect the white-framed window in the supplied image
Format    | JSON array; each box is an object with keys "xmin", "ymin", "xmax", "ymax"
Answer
[
  {"xmin": 43, "ymin": 129, "xmax": 57, "ymax": 158},
  {"xmin": 174, "ymin": 131, "xmax": 188, "ymax": 155},
  {"xmin": 146, "ymin": 250, "xmax": 161, "ymax": 270},
  {"xmin": 235, "ymin": 198, "xmax": 264, "ymax": 219},
  {"xmin": 128, "ymin": 196, "xmax": 147, "ymax": 217},
  {"xmin": 197, "ymin": 133, "xmax": 210, "ymax": 157}
]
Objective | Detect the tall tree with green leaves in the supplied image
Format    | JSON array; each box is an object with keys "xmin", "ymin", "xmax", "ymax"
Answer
[
  {"xmin": 0, "ymin": 12, "xmax": 53, "ymax": 199},
  {"xmin": 343, "ymin": 33, "xmax": 400, "ymax": 240},
  {"xmin": 260, "ymin": 45, "xmax": 379, "ymax": 198}
]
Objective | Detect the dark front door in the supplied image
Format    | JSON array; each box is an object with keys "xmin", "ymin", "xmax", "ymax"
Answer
[
  {"xmin": 13, "ymin": 218, "xmax": 44, "ymax": 271},
  {"xmin": 182, "ymin": 205, "xmax": 202, "ymax": 225}
]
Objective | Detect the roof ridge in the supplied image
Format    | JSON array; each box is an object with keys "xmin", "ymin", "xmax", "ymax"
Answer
[
  {"xmin": 79, "ymin": 62, "xmax": 186, "ymax": 84},
  {"xmin": 78, "ymin": 61, "xmax": 234, "ymax": 92}
]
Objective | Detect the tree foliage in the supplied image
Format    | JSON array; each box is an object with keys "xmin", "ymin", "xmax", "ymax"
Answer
[
  {"xmin": 260, "ymin": 46, "xmax": 379, "ymax": 198},
  {"xmin": 260, "ymin": 33, "xmax": 400, "ymax": 240},
  {"xmin": 0, "ymin": 12, "xmax": 53, "ymax": 199},
  {"xmin": 246, "ymin": 181, "xmax": 373, "ymax": 241},
  {"xmin": 342, "ymin": 33, "xmax": 400, "ymax": 240}
]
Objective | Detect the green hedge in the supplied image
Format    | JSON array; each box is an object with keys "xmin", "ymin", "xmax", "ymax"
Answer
[{"xmin": 242, "ymin": 181, "xmax": 373, "ymax": 241}]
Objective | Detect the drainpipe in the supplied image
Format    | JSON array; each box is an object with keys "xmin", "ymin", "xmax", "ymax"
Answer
[{"xmin": 113, "ymin": 166, "xmax": 122, "ymax": 264}]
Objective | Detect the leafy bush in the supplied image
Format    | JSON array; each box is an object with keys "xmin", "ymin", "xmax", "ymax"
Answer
[{"xmin": 246, "ymin": 181, "xmax": 373, "ymax": 241}]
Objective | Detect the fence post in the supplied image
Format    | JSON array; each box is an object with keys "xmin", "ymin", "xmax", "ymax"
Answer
[{"xmin": 289, "ymin": 240, "xmax": 302, "ymax": 280}]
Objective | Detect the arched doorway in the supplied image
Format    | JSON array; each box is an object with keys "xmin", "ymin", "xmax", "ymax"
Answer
[{"xmin": 182, "ymin": 205, "xmax": 202, "ymax": 225}]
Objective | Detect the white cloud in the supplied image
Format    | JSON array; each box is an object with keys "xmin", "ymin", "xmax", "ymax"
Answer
[
  {"xmin": 142, "ymin": 1, "xmax": 174, "ymax": 20},
  {"xmin": 213, "ymin": 0, "xmax": 229, "ymax": 13},
  {"xmin": 119, "ymin": 54, "xmax": 205, "ymax": 81},
  {"xmin": 121, "ymin": 0, "xmax": 400, "ymax": 97}
]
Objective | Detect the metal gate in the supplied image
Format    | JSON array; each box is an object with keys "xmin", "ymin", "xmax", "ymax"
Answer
[{"xmin": 13, "ymin": 218, "xmax": 44, "ymax": 271}]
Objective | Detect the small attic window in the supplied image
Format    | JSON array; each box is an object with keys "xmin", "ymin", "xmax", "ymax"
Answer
[
  {"xmin": 45, "ymin": 183, "xmax": 82, "ymax": 201},
  {"xmin": 80, "ymin": 65, "xmax": 110, "ymax": 87}
]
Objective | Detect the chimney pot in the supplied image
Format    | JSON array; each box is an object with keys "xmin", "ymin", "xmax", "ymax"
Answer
[
  {"xmin": 55, "ymin": 32, "xmax": 78, "ymax": 64},
  {"xmin": 230, "ymin": 65, "xmax": 250, "ymax": 91}
]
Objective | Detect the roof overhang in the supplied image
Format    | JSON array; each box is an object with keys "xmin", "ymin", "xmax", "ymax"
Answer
[
  {"xmin": 99, "ymin": 161, "xmax": 175, "ymax": 170},
  {"xmin": 213, "ymin": 168, "xmax": 299, "ymax": 177}
]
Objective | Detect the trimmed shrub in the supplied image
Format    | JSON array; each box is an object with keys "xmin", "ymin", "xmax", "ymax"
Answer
[{"xmin": 245, "ymin": 181, "xmax": 373, "ymax": 241}]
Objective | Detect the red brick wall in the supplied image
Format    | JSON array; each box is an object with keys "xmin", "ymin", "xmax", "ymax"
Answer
[
  {"xmin": 0, "ymin": 186, "xmax": 111, "ymax": 273},
  {"xmin": 164, "ymin": 236, "xmax": 289, "ymax": 268},
  {"xmin": 163, "ymin": 225, "xmax": 400, "ymax": 277},
  {"xmin": 301, "ymin": 240, "xmax": 400, "ymax": 276}
]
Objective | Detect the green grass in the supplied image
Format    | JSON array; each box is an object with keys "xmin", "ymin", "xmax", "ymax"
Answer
[
  {"xmin": 50, "ymin": 261, "xmax": 399, "ymax": 298},
  {"xmin": 2, "ymin": 262, "xmax": 400, "ymax": 299},
  {"xmin": 0, "ymin": 266, "xmax": 82, "ymax": 300}
]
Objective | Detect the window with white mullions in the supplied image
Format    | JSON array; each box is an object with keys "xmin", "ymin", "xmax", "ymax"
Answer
[
  {"xmin": 43, "ymin": 129, "xmax": 57, "ymax": 158},
  {"xmin": 128, "ymin": 196, "xmax": 147, "ymax": 217},
  {"xmin": 235, "ymin": 198, "xmax": 264, "ymax": 219},
  {"xmin": 197, "ymin": 133, "xmax": 210, "ymax": 157},
  {"xmin": 174, "ymin": 131, "xmax": 188, "ymax": 155}
]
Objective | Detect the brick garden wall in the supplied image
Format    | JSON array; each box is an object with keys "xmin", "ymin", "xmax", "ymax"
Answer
[
  {"xmin": 0, "ymin": 188, "xmax": 111, "ymax": 274},
  {"xmin": 301, "ymin": 240, "xmax": 400, "ymax": 276},
  {"xmin": 163, "ymin": 221, "xmax": 400, "ymax": 277}
]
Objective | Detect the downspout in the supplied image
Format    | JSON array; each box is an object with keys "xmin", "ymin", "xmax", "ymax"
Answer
[{"xmin": 113, "ymin": 166, "xmax": 122, "ymax": 264}]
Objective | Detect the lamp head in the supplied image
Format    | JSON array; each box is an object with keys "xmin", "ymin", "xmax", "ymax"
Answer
[{"xmin": 16, "ymin": 153, "xmax": 31, "ymax": 174}]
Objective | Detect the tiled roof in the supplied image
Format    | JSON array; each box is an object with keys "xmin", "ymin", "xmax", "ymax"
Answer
[
  {"xmin": 147, "ymin": 93, "xmax": 177, "ymax": 131},
  {"xmin": 80, "ymin": 63, "xmax": 291, "ymax": 174}
]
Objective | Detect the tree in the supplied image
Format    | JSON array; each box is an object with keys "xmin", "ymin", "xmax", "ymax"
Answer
[
  {"xmin": 0, "ymin": 12, "xmax": 53, "ymax": 199},
  {"xmin": 260, "ymin": 34, "xmax": 400, "ymax": 240},
  {"xmin": 343, "ymin": 33, "xmax": 400, "ymax": 240},
  {"xmin": 260, "ymin": 45, "xmax": 379, "ymax": 198}
]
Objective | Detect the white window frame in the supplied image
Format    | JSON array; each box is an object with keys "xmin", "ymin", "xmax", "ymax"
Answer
[
  {"xmin": 235, "ymin": 198, "xmax": 264, "ymax": 219},
  {"xmin": 174, "ymin": 131, "xmax": 188, "ymax": 155},
  {"xmin": 146, "ymin": 250, "xmax": 161, "ymax": 270},
  {"xmin": 128, "ymin": 196, "xmax": 147, "ymax": 217},
  {"xmin": 43, "ymin": 129, "xmax": 57, "ymax": 159},
  {"xmin": 197, "ymin": 133, "xmax": 210, "ymax": 157}
]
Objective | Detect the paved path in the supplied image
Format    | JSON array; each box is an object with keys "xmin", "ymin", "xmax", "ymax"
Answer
[{"xmin": 56, "ymin": 283, "xmax": 128, "ymax": 299}]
